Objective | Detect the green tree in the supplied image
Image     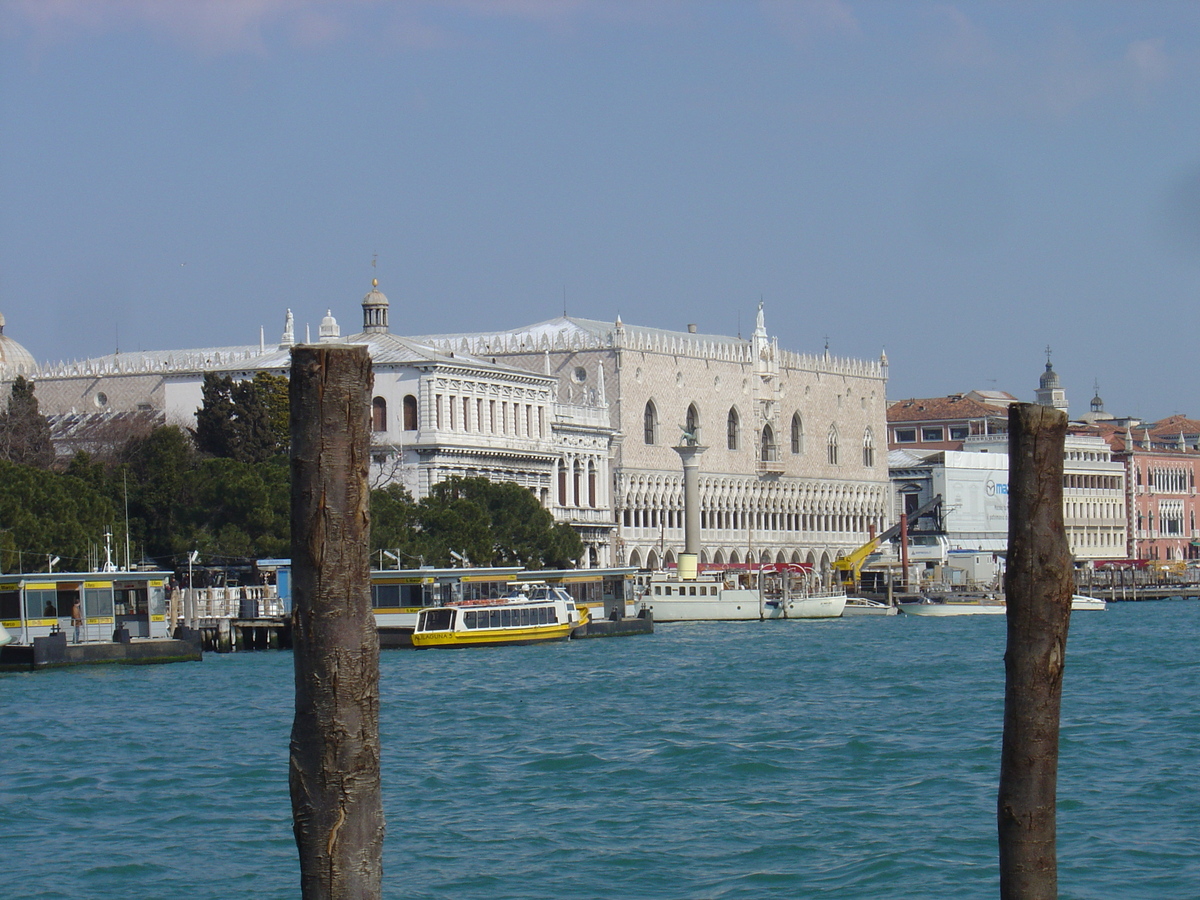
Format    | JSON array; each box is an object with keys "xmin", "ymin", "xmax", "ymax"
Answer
[
  {"xmin": 194, "ymin": 371, "xmax": 289, "ymax": 463},
  {"xmin": 370, "ymin": 483, "xmax": 423, "ymax": 564},
  {"xmin": 0, "ymin": 460, "xmax": 118, "ymax": 572},
  {"xmin": 184, "ymin": 455, "xmax": 290, "ymax": 560},
  {"xmin": 0, "ymin": 375, "xmax": 53, "ymax": 469},
  {"xmin": 121, "ymin": 425, "xmax": 198, "ymax": 558},
  {"xmin": 411, "ymin": 476, "xmax": 583, "ymax": 568}
]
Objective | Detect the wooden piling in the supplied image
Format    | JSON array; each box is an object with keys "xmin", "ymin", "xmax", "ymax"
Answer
[
  {"xmin": 998, "ymin": 403, "xmax": 1073, "ymax": 900},
  {"xmin": 288, "ymin": 344, "xmax": 384, "ymax": 900}
]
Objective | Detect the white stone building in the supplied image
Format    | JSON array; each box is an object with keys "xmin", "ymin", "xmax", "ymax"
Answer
[
  {"xmin": 419, "ymin": 304, "xmax": 892, "ymax": 574},
  {"xmin": 6, "ymin": 293, "xmax": 892, "ymax": 573},
  {"xmin": 8, "ymin": 287, "xmax": 619, "ymax": 566}
]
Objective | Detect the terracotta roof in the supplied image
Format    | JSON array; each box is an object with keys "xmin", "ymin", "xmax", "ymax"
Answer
[{"xmin": 887, "ymin": 395, "xmax": 1009, "ymax": 424}]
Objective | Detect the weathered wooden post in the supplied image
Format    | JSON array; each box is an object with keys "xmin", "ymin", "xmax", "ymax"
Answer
[
  {"xmin": 998, "ymin": 402, "xmax": 1073, "ymax": 899},
  {"xmin": 289, "ymin": 344, "xmax": 384, "ymax": 899}
]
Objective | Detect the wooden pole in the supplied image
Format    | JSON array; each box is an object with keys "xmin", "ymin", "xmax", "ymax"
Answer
[
  {"xmin": 998, "ymin": 403, "xmax": 1073, "ymax": 900},
  {"xmin": 289, "ymin": 344, "xmax": 384, "ymax": 900}
]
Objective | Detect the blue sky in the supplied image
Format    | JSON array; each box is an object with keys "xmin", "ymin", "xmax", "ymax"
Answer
[{"xmin": 2, "ymin": 1, "xmax": 1198, "ymax": 421}]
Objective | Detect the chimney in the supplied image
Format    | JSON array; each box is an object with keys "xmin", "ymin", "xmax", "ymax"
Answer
[{"xmin": 687, "ymin": 323, "xmax": 697, "ymax": 334}]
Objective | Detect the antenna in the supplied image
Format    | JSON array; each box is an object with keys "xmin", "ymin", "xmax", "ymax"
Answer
[
  {"xmin": 563, "ymin": 285, "xmax": 567, "ymax": 318},
  {"xmin": 124, "ymin": 470, "xmax": 131, "ymax": 570}
]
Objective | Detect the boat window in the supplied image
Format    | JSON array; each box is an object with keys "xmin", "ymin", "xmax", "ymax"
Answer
[
  {"xmin": 654, "ymin": 585, "xmax": 662, "ymax": 595},
  {"xmin": 501, "ymin": 609, "xmax": 512, "ymax": 627},
  {"xmin": 690, "ymin": 586, "xmax": 697, "ymax": 596},
  {"xmin": 539, "ymin": 607, "xmax": 549, "ymax": 624},
  {"xmin": 548, "ymin": 607, "xmax": 558, "ymax": 623},
  {"xmin": 0, "ymin": 588, "xmax": 20, "ymax": 620},
  {"xmin": 464, "ymin": 610, "xmax": 477, "ymax": 629},
  {"xmin": 520, "ymin": 608, "xmax": 530, "ymax": 626},
  {"xmin": 423, "ymin": 608, "xmax": 455, "ymax": 631},
  {"xmin": 489, "ymin": 610, "xmax": 501, "ymax": 628}
]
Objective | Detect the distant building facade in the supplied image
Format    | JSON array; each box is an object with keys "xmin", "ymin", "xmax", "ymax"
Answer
[
  {"xmin": 5, "ymin": 293, "xmax": 891, "ymax": 573},
  {"xmin": 420, "ymin": 304, "xmax": 892, "ymax": 574},
  {"xmin": 1098, "ymin": 416, "xmax": 1200, "ymax": 562}
]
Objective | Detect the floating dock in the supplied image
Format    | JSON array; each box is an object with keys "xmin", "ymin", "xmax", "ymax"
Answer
[{"xmin": 0, "ymin": 631, "xmax": 201, "ymax": 672}]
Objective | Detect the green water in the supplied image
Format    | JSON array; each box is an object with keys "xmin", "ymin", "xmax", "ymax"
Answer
[{"xmin": 3, "ymin": 601, "xmax": 1197, "ymax": 899}]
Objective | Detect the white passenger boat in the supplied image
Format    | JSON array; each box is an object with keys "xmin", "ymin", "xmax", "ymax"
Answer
[
  {"xmin": 842, "ymin": 597, "xmax": 898, "ymax": 616},
  {"xmin": 410, "ymin": 583, "xmax": 589, "ymax": 649},
  {"xmin": 900, "ymin": 594, "xmax": 1107, "ymax": 616},
  {"xmin": 636, "ymin": 565, "xmax": 846, "ymax": 622}
]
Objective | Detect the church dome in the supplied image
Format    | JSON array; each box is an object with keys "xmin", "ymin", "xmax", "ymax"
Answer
[
  {"xmin": 362, "ymin": 279, "xmax": 390, "ymax": 333},
  {"xmin": 1039, "ymin": 360, "xmax": 1061, "ymax": 390},
  {"xmin": 0, "ymin": 312, "xmax": 37, "ymax": 375}
]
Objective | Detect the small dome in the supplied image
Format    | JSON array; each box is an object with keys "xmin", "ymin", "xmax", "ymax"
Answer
[
  {"xmin": 0, "ymin": 313, "xmax": 37, "ymax": 375},
  {"xmin": 362, "ymin": 278, "xmax": 389, "ymax": 307},
  {"xmin": 361, "ymin": 278, "xmax": 390, "ymax": 333},
  {"xmin": 1039, "ymin": 360, "xmax": 1060, "ymax": 390},
  {"xmin": 318, "ymin": 309, "xmax": 340, "ymax": 341}
]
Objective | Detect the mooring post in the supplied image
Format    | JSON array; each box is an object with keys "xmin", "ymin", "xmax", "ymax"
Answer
[
  {"xmin": 998, "ymin": 402, "xmax": 1073, "ymax": 900},
  {"xmin": 289, "ymin": 344, "xmax": 384, "ymax": 900},
  {"xmin": 216, "ymin": 617, "xmax": 232, "ymax": 653}
]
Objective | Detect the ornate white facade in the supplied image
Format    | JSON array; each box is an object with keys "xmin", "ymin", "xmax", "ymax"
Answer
[
  {"xmin": 7, "ymin": 293, "xmax": 892, "ymax": 573},
  {"xmin": 419, "ymin": 303, "xmax": 892, "ymax": 576}
]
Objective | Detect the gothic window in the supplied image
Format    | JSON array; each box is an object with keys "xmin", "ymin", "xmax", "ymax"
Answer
[
  {"xmin": 862, "ymin": 429, "xmax": 875, "ymax": 468},
  {"xmin": 403, "ymin": 395, "xmax": 418, "ymax": 431},
  {"xmin": 791, "ymin": 413, "xmax": 804, "ymax": 454},
  {"xmin": 686, "ymin": 403, "xmax": 700, "ymax": 444},
  {"xmin": 371, "ymin": 397, "xmax": 387, "ymax": 432},
  {"xmin": 727, "ymin": 408, "xmax": 740, "ymax": 450},
  {"xmin": 644, "ymin": 400, "xmax": 658, "ymax": 445},
  {"xmin": 761, "ymin": 423, "xmax": 775, "ymax": 462},
  {"xmin": 827, "ymin": 426, "xmax": 840, "ymax": 465}
]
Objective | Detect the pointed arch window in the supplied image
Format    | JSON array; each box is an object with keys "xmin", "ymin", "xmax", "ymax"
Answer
[
  {"xmin": 685, "ymin": 403, "xmax": 700, "ymax": 444},
  {"xmin": 727, "ymin": 408, "xmax": 740, "ymax": 450},
  {"xmin": 862, "ymin": 428, "xmax": 875, "ymax": 467},
  {"xmin": 790, "ymin": 413, "xmax": 804, "ymax": 455},
  {"xmin": 644, "ymin": 400, "xmax": 658, "ymax": 445},
  {"xmin": 761, "ymin": 423, "xmax": 776, "ymax": 462},
  {"xmin": 827, "ymin": 426, "xmax": 839, "ymax": 466}
]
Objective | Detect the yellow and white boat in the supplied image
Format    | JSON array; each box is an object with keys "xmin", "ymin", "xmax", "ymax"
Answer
[{"xmin": 410, "ymin": 583, "xmax": 590, "ymax": 649}]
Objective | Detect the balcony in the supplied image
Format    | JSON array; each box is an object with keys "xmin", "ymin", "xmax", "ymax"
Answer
[{"xmin": 757, "ymin": 445, "xmax": 785, "ymax": 475}]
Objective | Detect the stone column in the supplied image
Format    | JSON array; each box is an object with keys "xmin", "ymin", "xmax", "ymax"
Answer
[{"xmin": 674, "ymin": 443, "xmax": 707, "ymax": 579}]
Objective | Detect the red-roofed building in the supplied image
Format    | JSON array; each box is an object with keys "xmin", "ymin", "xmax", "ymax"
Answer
[{"xmin": 887, "ymin": 394, "xmax": 1009, "ymax": 452}]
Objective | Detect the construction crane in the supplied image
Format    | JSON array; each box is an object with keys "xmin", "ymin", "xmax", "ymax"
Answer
[{"xmin": 832, "ymin": 494, "xmax": 944, "ymax": 591}]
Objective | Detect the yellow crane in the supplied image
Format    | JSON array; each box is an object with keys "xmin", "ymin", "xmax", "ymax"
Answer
[{"xmin": 832, "ymin": 495, "xmax": 944, "ymax": 591}]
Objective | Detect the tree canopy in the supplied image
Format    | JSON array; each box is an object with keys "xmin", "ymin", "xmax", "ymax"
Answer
[
  {"xmin": 0, "ymin": 375, "xmax": 53, "ymax": 469},
  {"xmin": 371, "ymin": 476, "xmax": 583, "ymax": 569},
  {"xmin": 194, "ymin": 371, "xmax": 289, "ymax": 463}
]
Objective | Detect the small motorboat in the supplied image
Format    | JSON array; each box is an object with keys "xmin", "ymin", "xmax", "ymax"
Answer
[{"xmin": 842, "ymin": 597, "xmax": 898, "ymax": 616}]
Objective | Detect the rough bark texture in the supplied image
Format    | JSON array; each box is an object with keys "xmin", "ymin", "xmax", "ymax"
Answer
[
  {"xmin": 289, "ymin": 345, "xmax": 384, "ymax": 900},
  {"xmin": 998, "ymin": 403, "xmax": 1073, "ymax": 900}
]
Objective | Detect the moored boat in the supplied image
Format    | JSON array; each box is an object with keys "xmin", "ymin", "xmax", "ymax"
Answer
[
  {"xmin": 410, "ymin": 583, "xmax": 589, "ymax": 648},
  {"xmin": 899, "ymin": 594, "xmax": 1106, "ymax": 616},
  {"xmin": 898, "ymin": 597, "xmax": 1006, "ymax": 616},
  {"xmin": 842, "ymin": 597, "xmax": 898, "ymax": 616},
  {"xmin": 636, "ymin": 564, "xmax": 846, "ymax": 622}
]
